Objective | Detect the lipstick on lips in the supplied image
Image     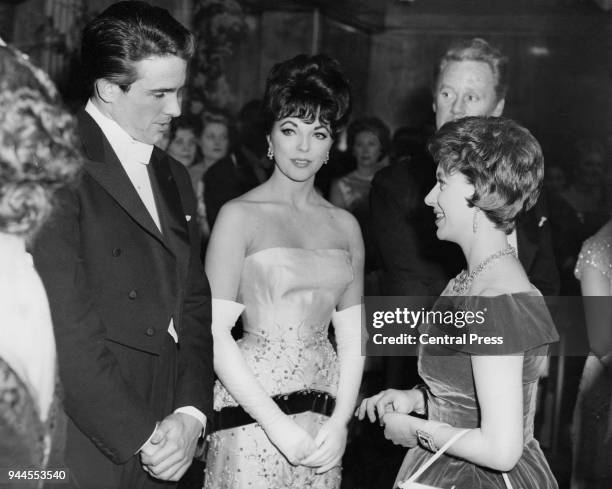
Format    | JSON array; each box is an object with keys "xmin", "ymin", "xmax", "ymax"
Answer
[{"xmin": 291, "ymin": 158, "xmax": 312, "ymax": 168}]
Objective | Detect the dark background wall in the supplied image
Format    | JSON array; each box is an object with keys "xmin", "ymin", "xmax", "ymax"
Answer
[
  {"xmin": 226, "ymin": 0, "xmax": 612, "ymax": 169},
  {"xmin": 4, "ymin": 0, "xmax": 612, "ymax": 160}
]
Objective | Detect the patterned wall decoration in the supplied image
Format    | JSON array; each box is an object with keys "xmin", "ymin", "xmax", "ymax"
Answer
[{"xmin": 189, "ymin": 0, "xmax": 248, "ymax": 115}]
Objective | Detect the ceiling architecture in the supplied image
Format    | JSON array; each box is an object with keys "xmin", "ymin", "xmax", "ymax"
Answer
[{"xmin": 242, "ymin": 0, "xmax": 611, "ymax": 34}]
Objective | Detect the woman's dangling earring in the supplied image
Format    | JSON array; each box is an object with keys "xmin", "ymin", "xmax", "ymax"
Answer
[
  {"xmin": 267, "ymin": 145, "xmax": 274, "ymax": 160},
  {"xmin": 323, "ymin": 151, "xmax": 329, "ymax": 165},
  {"xmin": 473, "ymin": 208, "xmax": 480, "ymax": 234}
]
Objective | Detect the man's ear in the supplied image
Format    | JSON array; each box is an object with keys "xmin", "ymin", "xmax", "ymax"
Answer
[
  {"xmin": 94, "ymin": 79, "xmax": 120, "ymax": 104},
  {"xmin": 492, "ymin": 98, "xmax": 505, "ymax": 117},
  {"xmin": 432, "ymin": 100, "xmax": 437, "ymax": 114}
]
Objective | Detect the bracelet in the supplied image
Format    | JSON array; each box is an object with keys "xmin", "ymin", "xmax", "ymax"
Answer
[
  {"xmin": 412, "ymin": 384, "xmax": 429, "ymax": 419},
  {"xmin": 416, "ymin": 421, "xmax": 451, "ymax": 453}
]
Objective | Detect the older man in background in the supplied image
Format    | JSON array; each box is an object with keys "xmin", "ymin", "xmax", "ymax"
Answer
[{"xmin": 370, "ymin": 38, "xmax": 559, "ymax": 389}]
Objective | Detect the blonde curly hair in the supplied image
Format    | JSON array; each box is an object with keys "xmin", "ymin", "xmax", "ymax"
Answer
[{"xmin": 0, "ymin": 44, "xmax": 82, "ymax": 237}]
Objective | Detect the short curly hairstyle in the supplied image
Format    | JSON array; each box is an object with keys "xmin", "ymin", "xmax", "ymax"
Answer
[
  {"xmin": 0, "ymin": 44, "xmax": 82, "ymax": 238},
  {"xmin": 347, "ymin": 117, "xmax": 391, "ymax": 161},
  {"xmin": 434, "ymin": 38, "xmax": 509, "ymax": 102},
  {"xmin": 428, "ymin": 116, "xmax": 543, "ymax": 233},
  {"xmin": 262, "ymin": 54, "xmax": 351, "ymax": 138}
]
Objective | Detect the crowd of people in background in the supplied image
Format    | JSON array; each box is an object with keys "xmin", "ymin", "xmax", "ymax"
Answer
[{"xmin": 1, "ymin": 1, "xmax": 612, "ymax": 489}]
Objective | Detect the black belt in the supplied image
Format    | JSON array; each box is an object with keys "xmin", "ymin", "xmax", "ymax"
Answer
[{"xmin": 212, "ymin": 389, "xmax": 336, "ymax": 432}]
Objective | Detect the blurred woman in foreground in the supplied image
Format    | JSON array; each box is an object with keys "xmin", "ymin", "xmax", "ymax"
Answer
[{"xmin": 0, "ymin": 41, "xmax": 81, "ymax": 483}]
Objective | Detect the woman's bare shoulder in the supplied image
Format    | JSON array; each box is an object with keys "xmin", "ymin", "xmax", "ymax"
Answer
[
  {"xmin": 219, "ymin": 184, "xmax": 272, "ymax": 217},
  {"xmin": 324, "ymin": 204, "xmax": 360, "ymax": 236}
]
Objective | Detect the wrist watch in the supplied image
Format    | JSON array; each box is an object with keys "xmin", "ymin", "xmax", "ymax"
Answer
[{"xmin": 416, "ymin": 429, "xmax": 438, "ymax": 452}]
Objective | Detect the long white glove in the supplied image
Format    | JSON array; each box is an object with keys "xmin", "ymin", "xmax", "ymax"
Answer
[
  {"xmin": 211, "ymin": 298, "xmax": 316, "ymax": 464},
  {"xmin": 302, "ymin": 303, "xmax": 365, "ymax": 473},
  {"xmin": 332, "ymin": 304, "xmax": 366, "ymax": 422}
]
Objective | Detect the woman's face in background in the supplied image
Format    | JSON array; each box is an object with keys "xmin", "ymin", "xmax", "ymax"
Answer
[
  {"xmin": 201, "ymin": 122, "xmax": 230, "ymax": 164},
  {"xmin": 577, "ymin": 152, "xmax": 605, "ymax": 187},
  {"xmin": 544, "ymin": 166, "xmax": 566, "ymax": 194},
  {"xmin": 353, "ymin": 130, "xmax": 382, "ymax": 169},
  {"xmin": 167, "ymin": 128, "xmax": 197, "ymax": 167}
]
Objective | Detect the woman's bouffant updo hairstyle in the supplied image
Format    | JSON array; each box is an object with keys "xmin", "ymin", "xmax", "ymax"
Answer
[
  {"xmin": 261, "ymin": 54, "xmax": 351, "ymax": 138},
  {"xmin": 428, "ymin": 116, "xmax": 543, "ymax": 234},
  {"xmin": 0, "ymin": 44, "xmax": 82, "ymax": 238}
]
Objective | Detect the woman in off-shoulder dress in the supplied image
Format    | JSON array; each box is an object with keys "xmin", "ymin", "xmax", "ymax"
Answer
[
  {"xmin": 358, "ymin": 116, "xmax": 558, "ymax": 489},
  {"xmin": 203, "ymin": 54, "xmax": 365, "ymax": 489},
  {"xmin": 572, "ymin": 219, "xmax": 612, "ymax": 489}
]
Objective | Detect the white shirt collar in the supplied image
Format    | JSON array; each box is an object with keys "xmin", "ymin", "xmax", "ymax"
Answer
[{"xmin": 85, "ymin": 99, "xmax": 154, "ymax": 165}]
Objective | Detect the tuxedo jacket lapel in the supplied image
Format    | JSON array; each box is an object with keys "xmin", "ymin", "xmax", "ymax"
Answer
[
  {"xmin": 148, "ymin": 149, "xmax": 190, "ymax": 281},
  {"xmin": 77, "ymin": 110, "xmax": 167, "ymax": 247},
  {"xmin": 149, "ymin": 149, "xmax": 189, "ymax": 243}
]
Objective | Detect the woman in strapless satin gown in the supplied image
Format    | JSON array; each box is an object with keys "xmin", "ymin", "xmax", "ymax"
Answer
[{"xmin": 203, "ymin": 54, "xmax": 365, "ymax": 489}]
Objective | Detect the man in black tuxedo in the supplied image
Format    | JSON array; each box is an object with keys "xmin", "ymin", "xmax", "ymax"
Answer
[
  {"xmin": 32, "ymin": 3, "xmax": 213, "ymax": 487},
  {"xmin": 371, "ymin": 38, "xmax": 559, "ymax": 389},
  {"xmin": 372, "ymin": 38, "xmax": 559, "ymax": 300}
]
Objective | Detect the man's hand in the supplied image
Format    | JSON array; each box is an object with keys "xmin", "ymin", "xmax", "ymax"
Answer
[{"xmin": 140, "ymin": 413, "xmax": 202, "ymax": 481}]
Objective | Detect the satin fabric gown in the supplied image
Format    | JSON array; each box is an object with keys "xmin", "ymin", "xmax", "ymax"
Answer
[{"xmin": 204, "ymin": 247, "xmax": 353, "ymax": 489}]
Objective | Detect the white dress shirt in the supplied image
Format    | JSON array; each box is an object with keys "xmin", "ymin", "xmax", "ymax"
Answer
[{"xmin": 85, "ymin": 100, "xmax": 205, "ymax": 435}]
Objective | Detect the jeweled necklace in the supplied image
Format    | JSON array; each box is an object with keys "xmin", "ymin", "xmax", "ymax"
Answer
[{"xmin": 452, "ymin": 244, "xmax": 517, "ymax": 295}]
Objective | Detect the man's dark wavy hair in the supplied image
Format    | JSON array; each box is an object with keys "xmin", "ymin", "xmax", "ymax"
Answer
[{"xmin": 81, "ymin": 1, "xmax": 194, "ymax": 94}]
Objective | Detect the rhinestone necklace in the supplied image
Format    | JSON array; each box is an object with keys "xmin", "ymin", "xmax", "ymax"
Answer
[{"xmin": 451, "ymin": 244, "xmax": 517, "ymax": 296}]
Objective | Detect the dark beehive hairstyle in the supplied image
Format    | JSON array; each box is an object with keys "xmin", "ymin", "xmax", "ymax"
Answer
[{"xmin": 262, "ymin": 54, "xmax": 351, "ymax": 137}]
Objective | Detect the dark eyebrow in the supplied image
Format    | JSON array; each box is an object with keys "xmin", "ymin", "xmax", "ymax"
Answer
[
  {"xmin": 279, "ymin": 120, "xmax": 297, "ymax": 127},
  {"xmin": 147, "ymin": 88, "xmax": 178, "ymax": 94}
]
